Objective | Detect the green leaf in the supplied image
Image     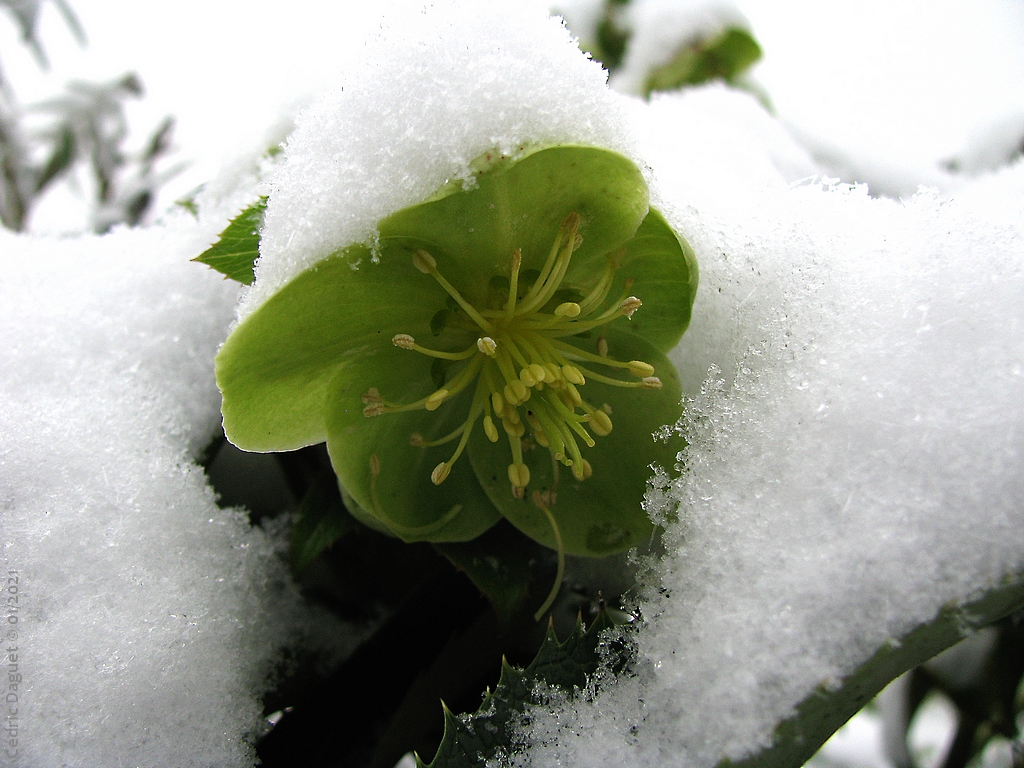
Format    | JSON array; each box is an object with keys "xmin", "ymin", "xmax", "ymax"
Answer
[
  {"xmin": 418, "ymin": 607, "xmax": 628, "ymax": 767},
  {"xmin": 721, "ymin": 572, "xmax": 1024, "ymax": 768},
  {"xmin": 433, "ymin": 521, "xmax": 540, "ymax": 627},
  {"xmin": 644, "ymin": 27, "xmax": 763, "ymax": 96},
  {"xmin": 290, "ymin": 469, "xmax": 358, "ymax": 573},
  {"xmin": 192, "ymin": 197, "xmax": 266, "ymax": 284}
]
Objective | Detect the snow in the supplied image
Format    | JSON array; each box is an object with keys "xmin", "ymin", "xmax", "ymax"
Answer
[
  {"xmin": 1, "ymin": 0, "xmax": 1023, "ymax": 766},
  {"xmin": 0, "ymin": 159, "xmax": 340, "ymax": 766},
  {"xmin": 247, "ymin": 0, "xmax": 636, "ymax": 319},
  {"xmin": 509, "ymin": 86, "xmax": 1024, "ymax": 764}
]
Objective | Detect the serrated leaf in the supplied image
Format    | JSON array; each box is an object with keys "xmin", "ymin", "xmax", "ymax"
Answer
[
  {"xmin": 418, "ymin": 608, "xmax": 625, "ymax": 767},
  {"xmin": 192, "ymin": 197, "xmax": 266, "ymax": 284}
]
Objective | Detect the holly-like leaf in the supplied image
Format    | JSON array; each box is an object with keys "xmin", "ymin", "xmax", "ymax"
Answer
[
  {"xmin": 192, "ymin": 197, "xmax": 266, "ymax": 284},
  {"xmin": 418, "ymin": 607, "xmax": 627, "ymax": 767}
]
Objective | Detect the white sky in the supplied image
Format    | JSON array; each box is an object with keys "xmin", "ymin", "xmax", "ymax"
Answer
[{"xmin": 1, "ymin": 0, "xmax": 1023, "ymax": 224}]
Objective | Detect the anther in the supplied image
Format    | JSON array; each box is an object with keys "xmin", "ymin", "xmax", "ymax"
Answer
[
  {"xmin": 425, "ymin": 389, "xmax": 449, "ymax": 410},
  {"xmin": 502, "ymin": 417, "xmax": 525, "ymax": 438},
  {"xmin": 563, "ymin": 382, "xmax": 583, "ymax": 408},
  {"xmin": 412, "ymin": 249, "xmax": 436, "ymax": 273},
  {"xmin": 410, "ymin": 433, "xmax": 426, "ymax": 446},
  {"xmin": 528, "ymin": 363, "xmax": 547, "ymax": 384},
  {"xmin": 554, "ymin": 302, "xmax": 581, "ymax": 318},
  {"xmin": 620, "ymin": 296, "xmax": 642, "ymax": 318},
  {"xmin": 641, "ymin": 376, "xmax": 663, "ymax": 389},
  {"xmin": 362, "ymin": 388, "xmax": 383, "ymax": 404},
  {"xmin": 504, "ymin": 380, "xmax": 530, "ymax": 405},
  {"xmin": 519, "ymin": 367, "xmax": 539, "ymax": 388},
  {"xmin": 578, "ymin": 458, "xmax": 593, "ymax": 480},
  {"xmin": 508, "ymin": 462, "xmax": 531, "ymax": 489},
  {"xmin": 477, "ymin": 337, "xmax": 498, "ymax": 356},
  {"xmin": 363, "ymin": 402, "xmax": 387, "ymax": 417},
  {"xmin": 561, "ymin": 365, "xmax": 585, "ymax": 385},
  {"xmin": 491, "ymin": 391, "xmax": 506, "ymax": 418},
  {"xmin": 590, "ymin": 409, "xmax": 613, "ymax": 436},
  {"xmin": 628, "ymin": 360, "xmax": 655, "ymax": 378},
  {"xmin": 431, "ymin": 462, "xmax": 452, "ymax": 485},
  {"xmin": 393, "ymin": 333, "xmax": 416, "ymax": 349},
  {"xmin": 597, "ymin": 337, "xmax": 609, "ymax": 357},
  {"xmin": 483, "ymin": 414, "xmax": 499, "ymax": 442}
]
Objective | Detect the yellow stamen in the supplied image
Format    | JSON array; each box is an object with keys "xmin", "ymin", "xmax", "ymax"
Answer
[{"xmin": 367, "ymin": 211, "xmax": 665, "ymax": 509}]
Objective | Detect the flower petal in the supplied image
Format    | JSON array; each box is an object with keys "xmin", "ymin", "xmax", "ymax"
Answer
[
  {"xmin": 217, "ymin": 244, "xmax": 448, "ymax": 451},
  {"xmin": 377, "ymin": 145, "xmax": 651, "ymax": 307},
  {"xmin": 324, "ymin": 342, "xmax": 502, "ymax": 543}
]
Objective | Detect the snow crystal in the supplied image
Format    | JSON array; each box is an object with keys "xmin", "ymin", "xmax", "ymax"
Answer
[
  {"xmin": 0, "ymin": 187, "xmax": 316, "ymax": 765},
  {"xmin": 509, "ymin": 87, "xmax": 1024, "ymax": 767},
  {"xmin": 245, "ymin": 0, "xmax": 639, "ymax": 318}
]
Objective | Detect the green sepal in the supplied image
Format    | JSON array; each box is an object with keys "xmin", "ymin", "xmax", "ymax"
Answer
[
  {"xmin": 417, "ymin": 607, "xmax": 628, "ymax": 768},
  {"xmin": 468, "ymin": 331, "xmax": 685, "ymax": 556},
  {"xmin": 378, "ymin": 145, "xmax": 650, "ymax": 313},
  {"xmin": 216, "ymin": 244, "xmax": 434, "ymax": 451},
  {"xmin": 645, "ymin": 27, "xmax": 762, "ymax": 96},
  {"xmin": 193, "ymin": 197, "xmax": 266, "ymax": 284},
  {"xmin": 325, "ymin": 358, "xmax": 503, "ymax": 542}
]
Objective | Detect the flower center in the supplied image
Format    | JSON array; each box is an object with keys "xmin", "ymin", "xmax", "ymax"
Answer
[{"xmin": 363, "ymin": 212, "xmax": 662, "ymax": 498}]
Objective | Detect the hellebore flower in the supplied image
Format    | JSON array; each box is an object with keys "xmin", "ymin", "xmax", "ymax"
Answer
[{"xmin": 215, "ymin": 145, "xmax": 698, "ymax": 558}]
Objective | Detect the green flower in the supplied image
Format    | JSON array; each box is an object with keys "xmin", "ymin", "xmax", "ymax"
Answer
[{"xmin": 215, "ymin": 145, "xmax": 697, "ymax": 558}]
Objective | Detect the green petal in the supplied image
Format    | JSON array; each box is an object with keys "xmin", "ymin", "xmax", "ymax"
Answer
[
  {"xmin": 612, "ymin": 207, "xmax": 699, "ymax": 352},
  {"xmin": 216, "ymin": 244, "xmax": 448, "ymax": 451},
  {"xmin": 467, "ymin": 330, "xmax": 685, "ymax": 556},
  {"xmin": 323, "ymin": 341, "xmax": 502, "ymax": 543},
  {"xmin": 378, "ymin": 145, "xmax": 651, "ymax": 309}
]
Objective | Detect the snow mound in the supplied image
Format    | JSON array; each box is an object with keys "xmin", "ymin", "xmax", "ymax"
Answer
[
  {"xmin": 246, "ymin": 0, "xmax": 638, "ymax": 318},
  {"xmin": 0, "ymin": 203, "xmax": 312, "ymax": 767},
  {"xmin": 510, "ymin": 89, "xmax": 1024, "ymax": 767}
]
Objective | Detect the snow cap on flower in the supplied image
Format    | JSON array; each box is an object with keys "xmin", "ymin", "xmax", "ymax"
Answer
[{"xmin": 242, "ymin": 0, "xmax": 641, "ymax": 318}]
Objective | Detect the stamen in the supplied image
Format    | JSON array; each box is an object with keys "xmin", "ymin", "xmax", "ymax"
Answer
[
  {"xmin": 505, "ymin": 249, "xmax": 522, "ymax": 319},
  {"xmin": 620, "ymin": 296, "xmax": 642, "ymax": 318},
  {"xmin": 537, "ymin": 499, "xmax": 565, "ymax": 588},
  {"xmin": 554, "ymin": 302, "xmax": 581, "ymax": 318},
  {"xmin": 425, "ymin": 389, "xmax": 449, "ymax": 411},
  {"xmin": 431, "ymin": 462, "xmax": 452, "ymax": 484},
  {"xmin": 627, "ymin": 360, "xmax": 655, "ymax": 377},
  {"xmin": 477, "ymin": 336, "xmax": 498, "ymax": 356},
  {"xmin": 363, "ymin": 402, "xmax": 387, "ymax": 417},
  {"xmin": 641, "ymin": 376, "xmax": 663, "ymax": 389},
  {"xmin": 588, "ymin": 408, "xmax": 613, "ymax": 436},
  {"xmin": 413, "ymin": 249, "xmax": 494, "ymax": 333},
  {"xmin": 393, "ymin": 333, "xmax": 478, "ymax": 360}
]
